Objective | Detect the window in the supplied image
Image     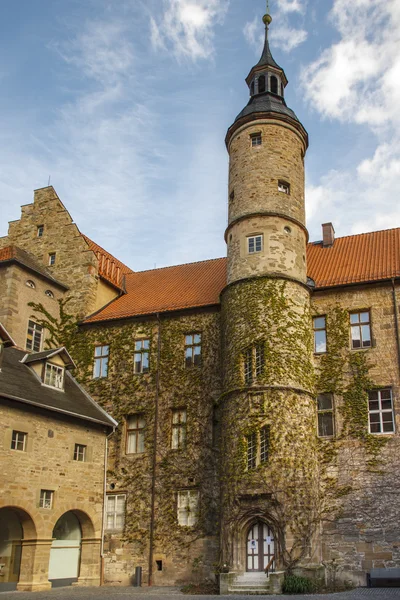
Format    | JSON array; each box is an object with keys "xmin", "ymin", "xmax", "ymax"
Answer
[
  {"xmin": 106, "ymin": 494, "xmax": 126, "ymax": 531},
  {"xmin": 246, "ymin": 426, "xmax": 270, "ymax": 469},
  {"xmin": 172, "ymin": 408, "xmax": 187, "ymax": 449},
  {"xmin": 350, "ymin": 311, "xmax": 371, "ymax": 349},
  {"xmin": 93, "ymin": 345, "xmax": 109, "ymax": 378},
  {"xmin": 45, "ymin": 290, "xmax": 54, "ymax": 298},
  {"xmin": 11, "ymin": 431, "xmax": 27, "ymax": 451},
  {"xmin": 44, "ymin": 363, "xmax": 64, "ymax": 390},
  {"xmin": 247, "ymin": 234, "xmax": 263, "ymax": 254},
  {"xmin": 134, "ymin": 339, "xmax": 150, "ymax": 374},
  {"xmin": 74, "ymin": 444, "xmax": 86, "ymax": 462},
  {"xmin": 368, "ymin": 389, "xmax": 395, "ymax": 434},
  {"xmin": 317, "ymin": 394, "xmax": 335, "ymax": 437},
  {"xmin": 126, "ymin": 414, "xmax": 145, "ymax": 454},
  {"xmin": 313, "ymin": 316, "xmax": 327, "ymax": 353},
  {"xmin": 48, "ymin": 253, "xmax": 56, "ymax": 266},
  {"xmin": 250, "ymin": 81, "xmax": 255, "ymax": 95},
  {"xmin": 40, "ymin": 490, "xmax": 53, "ymax": 509},
  {"xmin": 177, "ymin": 490, "xmax": 199, "ymax": 527},
  {"xmin": 26, "ymin": 280, "xmax": 36, "ymax": 289},
  {"xmin": 258, "ymin": 75, "xmax": 266, "ymax": 93},
  {"xmin": 185, "ymin": 333, "xmax": 202, "ymax": 368},
  {"xmin": 230, "ymin": 190, "xmax": 235, "ymax": 201},
  {"xmin": 278, "ymin": 181, "xmax": 290, "ymax": 195},
  {"xmin": 270, "ymin": 75, "xmax": 278, "ymax": 94},
  {"xmin": 243, "ymin": 342, "xmax": 265, "ymax": 385},
  {"xmin": 37, "ymin": 225, "xmax": 44, "ymax": 237},
  {"xmin": 26, "ymin": 320, "xmax": 43, "ymax": 352},
  {"xmin": 250, "ymin": 132, "xmax": 262, "ymax": 147}
]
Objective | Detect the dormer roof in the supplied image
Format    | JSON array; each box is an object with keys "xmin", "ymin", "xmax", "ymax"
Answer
[
  {"xmin": 21, "ymin": 347, "xmax": 76, "ymax": 369},
  {"xmin": 0, "ymin": 323, "xmax": 17, "ymax": 347}
]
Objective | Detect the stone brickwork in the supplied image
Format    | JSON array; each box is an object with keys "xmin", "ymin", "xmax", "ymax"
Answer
[{"xmin": 0, "ymin": 400, "xmax": 107, "ymax": 591}]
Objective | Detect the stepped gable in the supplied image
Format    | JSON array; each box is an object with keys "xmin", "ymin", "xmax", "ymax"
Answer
[
  {"xmin": 82, "ymin": 234, "xmax": 134, "ymax": 291},
  {"xmin": 0, "ymin": 245, "xmax": 68, "ymax": 289},
  {"xmin": 83, "ymin": 228, "xmax": 400, "ymax": 323}
]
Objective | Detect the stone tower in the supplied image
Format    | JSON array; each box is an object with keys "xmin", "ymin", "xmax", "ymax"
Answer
[{"xmin": 219, "ymin": 11, "xmax": 317, "ymax": 578}]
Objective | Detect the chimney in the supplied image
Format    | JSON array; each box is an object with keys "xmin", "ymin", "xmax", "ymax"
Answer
[{"xmin": 322, "ymin": 222, "xmax": 335, "ymax": 247}]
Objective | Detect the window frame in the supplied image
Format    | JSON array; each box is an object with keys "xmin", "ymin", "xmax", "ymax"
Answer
[
  {"xmin": 317, "ymin": 393, "xmax": 335, "ymax": 438},
  {"xmin": 73, "ymin": 443, "xmax": 87, "ymax": 462},
  {"xmin": 171, "ymin": 408, "xmax": 187, "ymax": 450},
  {"xmin": 250, "ymin": 132, "xmax": 262, "ymax": 147},
  {"xmin": 184, "ymin": 333, "xmax": 202, "ymax": 368},
  {"xmin": 243, "ymin": 342, "xmax": 265, "ymax": 385},
  {"xmin": 40, "ymin": 489, "xmax": 53, "ymax": 509},
  {"xmin": 247, "ymin": 234, "xmax": 263, "ymax": 255},
  {"xmin": 368, "ymin": 388, "xmax": 395, "ymax": 435},
  {"xmin": 177, "ymin": 490, "xmax": 199, "ymax": 527},
  {"xmin": 37, "ymin": 225, "xmax": 44, "ymax": 238},
  {"xmin": 246, "ymin": 425, "xmax": 270, "ymax": 470},
  {"xmin": 93, "ymin": 344, "xmax": 110, "ymax": 379},
  {"xmin": 11, "ymin": 430, "xmax": 27, "ymax": 452},
  {"xmin": 48, "ymin": 253, "xmax": 56, "ymax": 266},
  {"xmin": 313, "ymin": 316, "xmax": 327, "ymax": 354},
  {"xmin": 126, "ymin": 414, "xmax": 145, "ymax": 454},
  {"xmin": 278, "ymin": 180, "xmax": 290, "ymax": 195},
  {"xmin": 26, "ymin": 320, "xmax": 43, "ymax": 353},
  {"xmin": 106, "ymin": 494, "xmax": 126, "ymax": 531},
  {"xmin": 350, "ymin": 310, "xmax": 372, "ymax": 350},
  {"xmin": 134, "ymin": 339, "xmax": 150, "ymax": 374},
  {"xmin": 44, "ymin": 362, "xmax": 65, "ymax": 390}
]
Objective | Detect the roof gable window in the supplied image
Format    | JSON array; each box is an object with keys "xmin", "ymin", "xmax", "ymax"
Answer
[{"xmin": 44, "ymin": 362, "xmax": 65, "ymax": 390}]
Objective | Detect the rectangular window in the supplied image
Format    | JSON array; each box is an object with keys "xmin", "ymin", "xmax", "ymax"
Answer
[
  {"xmin": 317, "ymin": 394, "xmax": 335, "ymax": 437},
  {"xmin": 255, "ymin": 343, "xmax": 265, "ymax": 377},
  {"xmin": 48, "ymin": 253, "xmax": 56, "ymax": 266},
  {"xmin": 278, "ymin": 181, "xmax": 290, "ymax": 195},
  {"xmin": 185, "ymin": 333, "xmax": 202, "ymax": 368},
  {"xmin": 244, "ymin": 348, "xmax": 253, "ymax": 385},
  {"xmin": 93, "ymin": 345, "xmax": 109, "ymax": 378},
  {"xmin": 44, "ymin": 363, "xmax": 64, "ymax": 390},
  {"xmin": 244, "ymin": 343, "xmax": 265, "ymax": 384},
  {"xmin": 260, "ymin": 425, "xmax": 270, "ymax": 464},
  {"xmin": 40, "ymin": 490, "xmax": 53, "ymax": 509},
  {"xmin": 26, "ymin": 320, "xmax": 43, "ymax": 352},
  {"xmin": 37, "ymin": 225, "xmax": 44, "ymax": 237},
  {"xmin": 126, "ymin": 414, "xmax": 145, "ymax": 454},
  {"xmin": 11, "ymin": 431, "xmax": 27, "ymax": 451},
  {"xmin": 74, "ymin": 444, "xmax": 86, "ymax": 462},
  {"xmin": 246, "ymin": 432, "xmax": 257, "ymax": 470},
  {"xmin": 247, "ymin": 235, "xmax": 263, "ymax": 254},
  {"xmin": 134, "ymin": 339, "xmax": 150, "ymax": 374},
  {"xmin": 172, "ymin": 408, "xmax": 187, "ymax": 449},
  {"xmin": 177, "ymin": 490, "xmax": 199, "ymax": 527},
  {"xmin": 250, "ymin": 132, "xmax": 262, "ymax": 147},
  {"xmin": 106, "ymin": 494, "xmax": 126, "ymax": 531},
  {"xmin": 368, "ymin": 389, "xmax": 395, "ymax": 434},
  {"xmin": 313, "ymin": 316, "xmax": 327, "ymax": 353},
  {"xmin": 350, "ymin": 311, "xmax": 371, "ymax": 349}
]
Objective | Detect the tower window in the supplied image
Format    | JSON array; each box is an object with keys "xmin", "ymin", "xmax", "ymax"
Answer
[
  {"xmin": 26, "ymin": 280, "xmax": 36, "ymax": 289},
  {"xmin": 258, "ymin": 74, "xmax": 266, "ymax": 93},
  {"xmin": 278, "ymin": 181, "xmax": 290, "ymax": 195},
  {"xmin": 48, "ymin": 253, "xmax": 56, "ymax": 266},
  {"xmin": 247, "ymin": 234, "xmax": 263, "ymax": 254},
  {"xmin": 250, "ymin": 80, "xmax": 255, "ymax": 96},
  {"xmin": 37, "ymin": 225, "xmax": 44, "ymax": 237},
  {"xmin": 250, "ymin": 132, "xmax": 262, "ymax": 147},
  {"xmin": 270, "ymin": 75, "xmax": 278, "ymax": 94},
  {"xmin": 230, "ymin": 190, "xmax": 235, "ymax": 201},
  {"xmin": 45, "ymin": 289, "xmax": 54, "ymax": 298},
  {"xmin": 243, "ymin": 342, "xmax": 265, "ymax": 384}
]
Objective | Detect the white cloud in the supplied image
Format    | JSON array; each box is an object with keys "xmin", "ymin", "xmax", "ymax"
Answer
[{"xmin": 150, "ymin": 0, "xmax": 229, "ymax": 61}]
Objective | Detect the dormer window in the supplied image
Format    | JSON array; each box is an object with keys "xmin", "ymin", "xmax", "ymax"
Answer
[{"xmin": 44, "ymin": 362, "xmax": 64, "ymax": 390}]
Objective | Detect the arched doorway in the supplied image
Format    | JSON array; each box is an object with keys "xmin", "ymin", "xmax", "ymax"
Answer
[
  {"xmin": 0, "ymin": 508, "xmax": 23, "ymax": 591},
  {"xmin": 48, "ymin": 512, "xmax": 82, "ymax": 587},
  {"xmin": 246, "ymin": 521, "xmax": 275, "ymax": 572}
]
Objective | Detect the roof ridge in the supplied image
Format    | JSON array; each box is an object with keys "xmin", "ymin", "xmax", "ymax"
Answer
[
  {"xmin": 134, "ymin": 256, "xmax": 227, "ymax": 275},
  {"xmin": 82, "ymin": 233, "xmax": 134, "ymax": 274}
]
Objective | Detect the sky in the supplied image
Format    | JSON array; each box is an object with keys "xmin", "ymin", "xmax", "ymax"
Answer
[{"xmin": 0, "ymin": 0, "xmax": 399, "ymax": 272}]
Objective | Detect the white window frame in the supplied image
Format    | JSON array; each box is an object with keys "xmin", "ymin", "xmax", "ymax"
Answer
[
  {"xmin": 74, "ymin": 444, "xmax": 87, "ymax": 462},
  {"xmin": 134, "ymin": 339, "xmax": 150, "ymax": 374},
  {"xmin": 247, "ymin": 235, "xmax": 263, "ymax": 254},
  {"xmin": 250, "ymin": 132, "xmax": 262, "ymax": 147},
  {"xmin": 278, "ymin": 181, "xmax": 290, "ymax": 195},
  {"xmin": 26, "ymin": 320, "xmax": 43, "ymax": 352},
  {"xmin": 40, "ymin": 490, "xmax": 53, "ymax": 509},
  {"xmin": 171, "ymin": 408, "xmax": 187, "ymax": 450},
  {"xmin": 11, "ymin": 431, "xmax": 27, "ymax": 452},
  {"xmin": 185, "ymin": 333, "xmax": 202, "ymax": 368},
  {"xmin": 93, "ymin": 344, "xmax": 109, "ymax": 378},
  {"xmin": 368, "ymin": 389, "xmax": 395, "ymax": 434},
  {"xmin": 44, "ymin": 362, "xmax": 65, "ymax": 390},
  {"xmin": 177, "ymin": 490, "xmax": 199, "ymax": 527},
  {"xmin": 106, "ymin": 494, "xmax": 126, "ymax": 531},
  {"xmin": 313, "ymin": 316, "xmax": 327, "ymax": 354},
  {"xmin": 350, "ymin": 311, "xmax": 371, "ymax": 349}
]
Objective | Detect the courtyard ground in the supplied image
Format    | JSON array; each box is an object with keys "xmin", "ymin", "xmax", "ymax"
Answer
[{"xmin": 1, "ymin": 586, "xmax": 400, "ymax": 599}]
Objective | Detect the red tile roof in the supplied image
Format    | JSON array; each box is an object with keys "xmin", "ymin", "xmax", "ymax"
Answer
[
  {"xmin": 82, "ymin": 235, "xmax": 134, "ymax": 290},
  {"xmin": 81, "ymin": 227, "xmax": 400, "ymax": 324},
  {"xmin": 0, "ymin": 245, "xmax": 68, "ymax": 289}
]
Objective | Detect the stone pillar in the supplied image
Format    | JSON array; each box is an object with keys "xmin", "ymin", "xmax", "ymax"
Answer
[
  {"xmin": 16, "ymin": 538, "xmax": 52, "ymax": 592},
  {"xmin": 74, "ymin": 537, "xmax": 101, "ymax": 587}
]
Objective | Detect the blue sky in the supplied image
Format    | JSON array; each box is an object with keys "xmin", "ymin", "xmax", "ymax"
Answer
[{"xmin": 0, "ymin": 0, "xmax": 399, "ymax": 271}]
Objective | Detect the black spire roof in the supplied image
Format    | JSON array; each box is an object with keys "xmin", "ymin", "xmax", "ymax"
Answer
[{"xmin": 254, "ymin": 17, "xmax": 282, "ymax": 71}]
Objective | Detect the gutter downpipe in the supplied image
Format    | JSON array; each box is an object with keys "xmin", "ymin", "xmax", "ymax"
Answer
[
  {"xmin": 148, "ymin": 313, "xmax": 162, "ymax": 586},
  {"xmin": 101, "ymin": 428, "xmax": 116, "ymax": 586},
  {"xmin": 392, "ymin": 279, "xmax": 400, "ymax": 375}
]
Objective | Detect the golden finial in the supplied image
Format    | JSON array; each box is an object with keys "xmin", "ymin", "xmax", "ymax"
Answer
[{"xmin": 263, "ymin": 0, "xmax": 272, "ymax": 26}]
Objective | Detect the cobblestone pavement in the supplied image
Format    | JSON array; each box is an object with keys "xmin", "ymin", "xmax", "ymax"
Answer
[{"xmin": 1, "ymin": 586, "xmax": 400, "ymax": 599}]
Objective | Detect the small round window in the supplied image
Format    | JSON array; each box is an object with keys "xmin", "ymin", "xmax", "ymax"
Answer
[
  {"xmin": 45, "ymin": 290, "xmax": 54, "ymax": 298},
  {"xmin": 26, "ymin": 280, "xmax": 36, "ymax": 289},
  {"xmin": 284, "ymin": 226, "xmax": 292, "ymax": 235}
]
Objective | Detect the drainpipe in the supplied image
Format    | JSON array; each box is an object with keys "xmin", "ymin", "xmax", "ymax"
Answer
[
  {"xmin": 101, "ymin": 428, "xmax": 115, "ymax": 586},
  {"xmin": 148, "ymin": 313, "xmax": 162, "ymax": 586},
  {"xmin": 391, "ymin": 279, "xmax": 400, "ymax": 375}
]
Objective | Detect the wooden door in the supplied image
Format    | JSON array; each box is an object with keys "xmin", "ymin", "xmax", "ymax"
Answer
[{"xmin": 246, "ymin": 522, "xmax": 275, "ymax": 572}]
